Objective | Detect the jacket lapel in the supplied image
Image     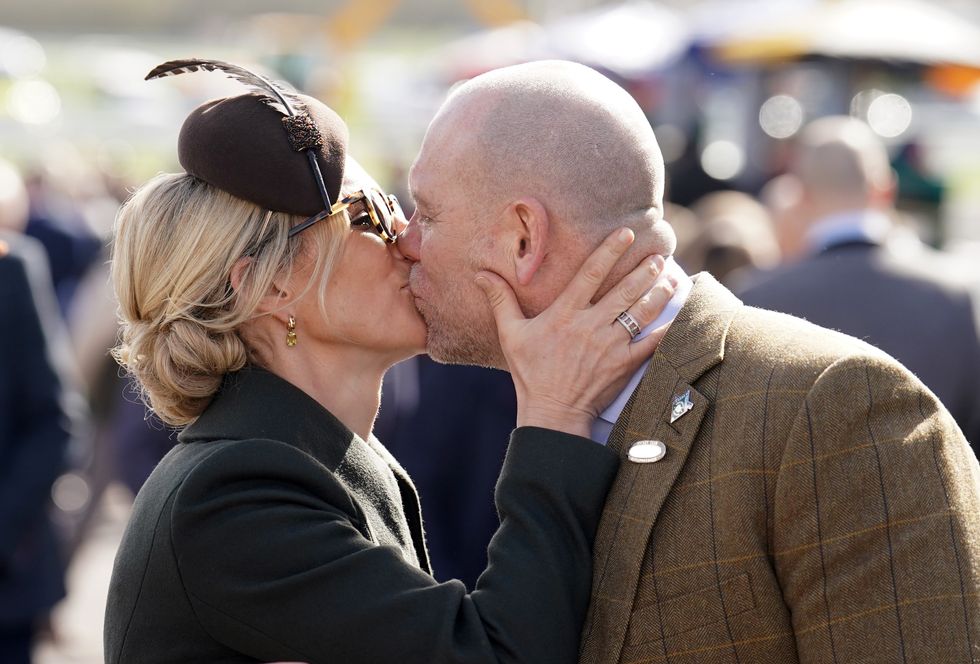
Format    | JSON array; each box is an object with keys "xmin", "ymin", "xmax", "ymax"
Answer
[
  {"xmin": 579, "ymin": 273, "xmax": 742, "ymax": 664},
  {"xmin": 365, "ymin": 435, "xmax": 433, "ymax": 574},
  {"xmin": 181, "ymin": 366, "xmax": 433, "ymax": 573}
]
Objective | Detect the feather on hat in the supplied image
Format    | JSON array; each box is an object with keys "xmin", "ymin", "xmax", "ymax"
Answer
[{"xmin": 146, "ymin": 58, "xmax": 348, "ymax": 217}]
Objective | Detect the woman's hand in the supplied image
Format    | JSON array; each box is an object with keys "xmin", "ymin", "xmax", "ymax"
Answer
[{"xmin": 475, "ymin": 228, "xmax": 677, "ymax": 438}]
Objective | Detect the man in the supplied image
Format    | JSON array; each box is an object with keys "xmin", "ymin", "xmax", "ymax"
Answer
[
  {"xmin": 399, "ymin": 61, "xmax": 980, "ymax": 663},
  {"xmin": 736, "ymin": 116, "xmax": 980, "ymax": 452}
]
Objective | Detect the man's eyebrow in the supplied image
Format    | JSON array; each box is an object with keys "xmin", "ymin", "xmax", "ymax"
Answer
[
  {"xmin": 410, "ymin": 188, "xmax": 432, "ymax": 211},
  {"xmin": 406, "ymin": 165, "xmax": 421, "ymax": 205},
  {"xmin": 407, "ymin": 169, "xmax": 439, "ymax": 213}
]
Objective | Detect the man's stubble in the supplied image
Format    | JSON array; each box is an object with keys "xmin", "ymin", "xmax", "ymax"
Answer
[{"xmin": 410, "ymin": 264, "xmax": 505, "ymax": 370}]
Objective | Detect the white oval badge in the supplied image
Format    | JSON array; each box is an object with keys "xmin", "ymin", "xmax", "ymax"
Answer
[{"xmin": 628, "ymin": 440, "xmax": 667, "ymax": 463}]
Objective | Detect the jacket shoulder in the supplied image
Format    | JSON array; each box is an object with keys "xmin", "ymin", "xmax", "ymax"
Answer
[
  {"xmin": 726, "ymin": 305, "xmax": 887, "ymax": 383},
  {"xmin": 738, "ymin": 245, "xmax": 978, "ymax": 311},
  {"xmin": 129, "ymin": 438, "xmax": 359, "ymax": 542},
  {"xmin": 171, "ymin": 437, "xmax": 356, "ymax": 507}
]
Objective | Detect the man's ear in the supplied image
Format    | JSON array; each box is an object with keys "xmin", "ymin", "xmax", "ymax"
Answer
[
  {"xmin": 508, "ymin": 197, "xmax": 550, "ymax": 286},
  {"xmin": 229, "ymin": 256, "xmax": 291, "ymax": 319}
]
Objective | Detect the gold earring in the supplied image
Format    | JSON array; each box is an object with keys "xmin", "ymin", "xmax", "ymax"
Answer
[{"xmin": 286, "ymin": 315, "xmax": 297, "ymax": 347}]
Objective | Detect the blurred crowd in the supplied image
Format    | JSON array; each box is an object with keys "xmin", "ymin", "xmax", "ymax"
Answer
[
  {"xmin": 0, "ymin": 147, "xmax": 178, "ymax": 660},
  {"xmin": 3, "ymin": 1, "xmax": 980, "ymax": 661}
]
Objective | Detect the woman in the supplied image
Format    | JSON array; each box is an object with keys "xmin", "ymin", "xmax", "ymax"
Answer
[{"xmin": 104, "ymin": 60, "xmax": 674, "ymax": 663}]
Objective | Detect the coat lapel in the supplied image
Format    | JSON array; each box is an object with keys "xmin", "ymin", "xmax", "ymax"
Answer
[
  {"xmin": 579, "ymin": 273, "xmax": 742, "ymax": 664},
  {"xmin": 182, "ymin": 366, "xmax": 433, "ymax": 573},
  {"xmin": 365, "ymin": 435, "xmax": 433, "ymax": 574}
]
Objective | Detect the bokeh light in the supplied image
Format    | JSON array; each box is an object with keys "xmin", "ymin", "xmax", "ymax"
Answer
[
  {"xmin": 52, "ymin": 472, "xmax": 91, "ymax": 514},
  {"xmin": 701, "ymin": 140, "xmax": 745, "ymax": 180},
  {"xmin": 0, "ymin": 30, "xmax": 46, "ymax": 77},
  {"xmin": 759, "ymin": 94, "xmax": 804, "ymax": 139},
  {"xmin": 850, "ymin": 88, "xmax": 879, "ymax": 119},
  {"xmin": 866, "ymin": 93, "xmax": 913, "ymax": 138},
  {"xmin": 850, "ymin": 89, "xmax": 913, "ymax": 139},
  {"xmin": 7, "ymin": 78, "xmax": 61, "ymax": 124}
]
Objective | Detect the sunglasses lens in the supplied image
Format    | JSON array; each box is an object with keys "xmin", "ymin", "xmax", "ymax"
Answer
[
  {"xmin": 388, "ymin": 197, "xmax": 406, "ymax": 236},
  {"xmin": 387, "ymin": 195, "xmax": 404, "ymax": 218},
  {"xmin": 369, "ymin": 190, "xmax": 396, "ymax": 240}
]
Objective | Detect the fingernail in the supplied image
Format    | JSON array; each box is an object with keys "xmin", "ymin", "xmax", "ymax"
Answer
[
  {"xmin": 618, "ymin": 228, "xmax": 634, "ymax": 244},
  {"xmin": 474, "ymin": 275, "xmax": 489, "ymax": 291}
]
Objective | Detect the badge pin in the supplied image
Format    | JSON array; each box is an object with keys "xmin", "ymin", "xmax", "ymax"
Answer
[
  {"xmin": 670, "ymin": 389, "xmax": 694, "ymax": 424},
  {"xmin": 628, "ymin": 440, "xmax": 667, "ymax": 463}
]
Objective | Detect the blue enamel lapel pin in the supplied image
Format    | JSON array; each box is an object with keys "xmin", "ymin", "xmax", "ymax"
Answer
[{"xmin": 670, "ymin": 389, "xmax": 694, "ymax": 424}]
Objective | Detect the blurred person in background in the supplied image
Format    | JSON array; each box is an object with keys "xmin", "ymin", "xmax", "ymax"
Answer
[
  {"xmin": 658, "ymin": 202, "xmax": 698, "ymax": 269},
  {"xmin": 674, "ymin": 190, "xmax": 780, "ymax": 285},
  {"xmin": 891, "ymin": 139, "xmax": 946, "ymax": 245},
  {"xmin": 662, "ymin": 119, "xmax": 725, "ymax": 208},
  {"xmin": 376, "ymin": 357, "xmax": 516, "ymax": 587},
  {"xmin": 0, "ymin": 158, "xmax": 83, "ymax": 663},
  {"xmin": 64, "ymin": 166, "xmax": 177, "ymax": 507},
  {"xmin": 104, "ymin": 61, "xmax": 675, "ymax": 664},
  {"xmin": 736, "ymin": 116, "xmax": 980, "ymax": 452},
  {"xmin": 757, "ymin": 173, "xmax": 809, "ymax": 263},
  {"xmin": 22, "ymin": 168, "xmax": 103, "ymax": 319}
]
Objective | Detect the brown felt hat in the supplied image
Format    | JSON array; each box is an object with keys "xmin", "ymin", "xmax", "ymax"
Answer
[{"xmin": 177, "ymin": 92, "xmax": 348, "ymax": 216}]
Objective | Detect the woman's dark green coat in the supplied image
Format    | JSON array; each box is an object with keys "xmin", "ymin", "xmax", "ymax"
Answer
[{"xmin": 104, "ymin": 366, "xmax": 618, "ymax": 663}]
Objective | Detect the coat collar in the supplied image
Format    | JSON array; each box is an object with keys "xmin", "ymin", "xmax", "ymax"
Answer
[
  {"xmin": 178, "ymin": 364, "xmax": 433, "ymax": 573},
  {"xmin": 178, "ymin": 364, "xmax": 356, "ymax": 472},
  {"xmin": 579, "ymin": 273, "xmax": 743, "ymax": 664},
  {"xmin": 651, "ymin": 270, "xmax": 739, "ymax": 387}
]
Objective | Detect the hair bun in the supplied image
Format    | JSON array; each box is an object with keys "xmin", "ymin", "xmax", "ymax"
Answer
[{"xmin": 115, "ymin": 316, "xmax": 247, "ymax": 427}]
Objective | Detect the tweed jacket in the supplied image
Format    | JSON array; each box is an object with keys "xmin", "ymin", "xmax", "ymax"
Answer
[
  {"xmin": 579, "ymin": 273, "xmax": 980, "ymax": 664},
  {"xmin": 736, "ymin": 238, "xmax": 980, "ymax": 452},
  {"xmin": 104, "ymin": 366, "xmax": 619, "ymax": 664}
]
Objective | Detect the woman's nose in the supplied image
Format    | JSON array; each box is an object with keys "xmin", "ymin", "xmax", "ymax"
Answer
[
  {"xmin": 391, "ymin": 210, "xmax": 408, "ymax": 236},
  {"xmin": 389, "ymin": 232, "xmax": 408, "ymax": 261}
]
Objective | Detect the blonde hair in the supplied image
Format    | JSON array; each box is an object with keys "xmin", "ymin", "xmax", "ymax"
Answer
[{"xmin": 111, "ymin": 173, "xmax": 347, "ymax": 426}]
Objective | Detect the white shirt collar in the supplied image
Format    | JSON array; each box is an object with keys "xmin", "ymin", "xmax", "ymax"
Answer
[
  {"xmin": 804, "ymin": 209, "xmax": 892, "ymax": 254},
  {"xmin": 590, "ymin": 258, "xmax": 694, "ymax": 444}
]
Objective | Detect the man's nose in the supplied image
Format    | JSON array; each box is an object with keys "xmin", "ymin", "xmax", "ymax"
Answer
[{"xmin": 397, "ymin": 215, "xmax": 421, "ymax": 261}]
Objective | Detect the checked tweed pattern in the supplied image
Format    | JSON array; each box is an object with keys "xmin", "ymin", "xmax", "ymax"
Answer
[{"xmin": 579, "ymin": 274, "xmax": 980, "ymax": 664}]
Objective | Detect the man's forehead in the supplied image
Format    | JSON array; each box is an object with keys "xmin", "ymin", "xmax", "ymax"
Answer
[
  {"xmin": 406, "ymin": 161, "xmax": 427, "ymax": 204},
  {"xmin": 407, "ymin": 152, "xmax": 444, "ymax": 207},
  {"xmin": 410, "ymin": 109, "xmax": 484, "ymax": 210}
]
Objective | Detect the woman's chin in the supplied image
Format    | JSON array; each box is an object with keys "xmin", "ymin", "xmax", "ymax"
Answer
[
  {"xmin": 384, "ymin": 326, "xmax": 428, "ymax": 362},
  {"xmin": 402, "ymin": 332, "xmax": 429, "ymax": 358},
  {"xmin": 379, "ymin": 345, "xmax": 425, "ymax": 370}
]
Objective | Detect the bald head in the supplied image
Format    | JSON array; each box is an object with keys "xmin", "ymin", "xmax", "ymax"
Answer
[
  {"xmin": 404, "ymin": 62, "xmax": 675, "ymax": 368},
  {"xmin": 791, "ymin": 116, "xmax": 894, "ymax": 210},
  {"xmin": 421, "ymin": 61, "xmax": 669, "ymax": 243}
]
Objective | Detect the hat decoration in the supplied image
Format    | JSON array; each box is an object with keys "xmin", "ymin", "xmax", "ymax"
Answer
[
  {"xmin": 145, "ymin": 58, "xmax": 347, "ymax": 216},
  {"xmin": 147, "ymin": 59, "xmax": 310, "ymax": 130}
]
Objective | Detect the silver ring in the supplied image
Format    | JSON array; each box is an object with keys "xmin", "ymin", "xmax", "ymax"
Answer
[{"xmin": 615, "ymin": 310, "xmax": 642, "ymax": 340}]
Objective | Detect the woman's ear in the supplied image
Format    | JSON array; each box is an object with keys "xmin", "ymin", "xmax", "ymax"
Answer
[
  {"xmin": 510, "ymin": 197, "xmax": 550, "ymax": 286},
  {"xmin": 230, "ymin": 256, "xmax": 291, "ymax": 318},
  {"xmin": 229, "ymin": 256, "xmax": 251, "ymax": 294}
]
